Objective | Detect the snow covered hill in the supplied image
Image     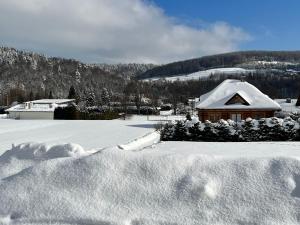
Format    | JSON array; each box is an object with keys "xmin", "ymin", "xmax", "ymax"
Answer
[
  {"xmin": 138, "ymin": 50, "xmax": 300, "ymax": 80},
  {"xmin": 0, "ymin": 47, "xmax": 154, "ymax": 101},
  {"xmin": 144, "ymin": 67, "xmax": 254, "ymax": 81}
]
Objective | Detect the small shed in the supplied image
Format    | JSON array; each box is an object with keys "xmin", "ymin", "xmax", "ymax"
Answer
[{"xmin": 6, "ymin": 99, "xmax": 75, "ymax": 120}]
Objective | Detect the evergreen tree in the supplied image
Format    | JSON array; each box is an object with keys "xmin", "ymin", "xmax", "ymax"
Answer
[
  {"xmin": 173, "ymin": 120, "xmax": 188, "ymax": 141},
  {"xmin": 86, "ymin": 91, "xmax": 96, "ymax": 107},
  {"xmin": 54, "ymin": 105, "xmax": 79, "ymax": 120},
  {"xmin": 294, "ymin": 125, "xmax": 300, "ymax": 141},
  {"xmin": 282, "ymin": 117, "xmax": 296, "ymax": 140},
  {"xmin": 28, "ymin": 91, "xmax": 34, "ymax": 101},
  {"xmin": 161, "ymin": 123, "xmax": 175, "ymax": 141},
  {"xmin": 201, "ymin": 121, "xmax": 218, "ymax": 141},
  {"xmin": 189, "ymin": 122, "xmax": 202, "ymax": 141},
  {"xmin": 268, "ymin": 117, "xmax": 289, "ymax": 141},
  {"xmin": 216, "ymin": 119, "xmax": 236, "ymax": 142},
  {"xmin": 48, "ymin": 91, "xmax": 53, "ymax": 99},
  {"xmin": 241, "ymin": 118, "xmax": 258, "ymax": 141},
  {"xmin": 68, "ymin": 86, "xmax": 76, "ymax": 100},
  {"xmin": 296, "ymin": 95, "xmax": 300, "ymax": 106},
  {"xmin": 35, "ymin": 92, "xmax": 41, "ymax": 100},
  {"xmin": 186, "ymin": 113, "xmax": 192, "ymax": 121},
  {"xmin": 101, "ymin": 88, "xmax": 111, "ymax": 106},
  {"xmin": 258, "ymin": 118, "xmax": 271, "ymax": 141}
]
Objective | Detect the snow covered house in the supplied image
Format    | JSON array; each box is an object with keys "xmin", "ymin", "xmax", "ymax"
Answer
[
  {"xmin": 196, "ymin": 79, "xmax": 281, "ymax": 122},
  {"xmin": 6, "ymin": 99, "xmax": 75, "ymax": 120}
]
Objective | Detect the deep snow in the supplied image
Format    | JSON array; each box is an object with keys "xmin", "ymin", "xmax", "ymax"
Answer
[
  {"xmin": 1, "ymin": 117, "xmax": 300, "ymax": 224},
  {"xmin": 0, "ymin": 116, "xmax": 156, "ymax": 154},
  {"xmin": 1, "ymin": 142, "xmax": 300, "ymax": 225},
  {"xmin": 152, "ymin": 141, "xmax": 300, "ymax": 158}
]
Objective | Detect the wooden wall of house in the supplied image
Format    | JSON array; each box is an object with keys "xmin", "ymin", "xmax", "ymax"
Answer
[{"xmin": 198, "ymin": 109, "xmax": 276, "ymax": 122}]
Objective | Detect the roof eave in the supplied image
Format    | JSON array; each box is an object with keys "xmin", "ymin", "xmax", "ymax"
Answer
[{"xmin": 196, "ymin": 107, "xmax": 282, "ymax": 110}]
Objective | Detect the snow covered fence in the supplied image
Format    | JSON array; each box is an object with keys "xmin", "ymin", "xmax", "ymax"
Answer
[{"xmin": 161, "ymin": 117, "xmax": 300, "ymax": 142}]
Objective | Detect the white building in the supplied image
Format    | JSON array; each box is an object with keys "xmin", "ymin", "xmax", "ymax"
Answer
[{"xmin": 6, "ymin": 99, "xmax": 75, "ymax": 120}]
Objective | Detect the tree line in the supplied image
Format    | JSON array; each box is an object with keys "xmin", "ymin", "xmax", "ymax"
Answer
[{"xmin": 161, "ymin": 116, "xmax": 300, "ymax": 142}]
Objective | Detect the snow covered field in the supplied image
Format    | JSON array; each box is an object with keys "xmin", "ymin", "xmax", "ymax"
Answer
[
  {"xmin": 1, "ymin": 117, "xmax": 300, "ymax": 224},
  {"xmin": 0, "ymin": 116, "xmax": 157, "ymax": 154},
  {"xmin": 145, "ymin": 67, "xmax": 254, "ymax": 81},
  {"xmin": 152, "ymin": 141, "xmax": 300, "ymax": 158}
]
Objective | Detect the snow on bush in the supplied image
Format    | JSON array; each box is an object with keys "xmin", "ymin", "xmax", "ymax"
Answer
[
  {"xmin": 1, "ymin": 145, "xmax": 300, "ymax": 224},
  {"xmin": 161, "ymin": 117, "xmax": 300, "ymax": 142}
]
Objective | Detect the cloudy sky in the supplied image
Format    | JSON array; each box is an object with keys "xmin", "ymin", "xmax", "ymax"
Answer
[{"xmin": 1, "ymin": 0, "xmax": 298, "ymax": 64}]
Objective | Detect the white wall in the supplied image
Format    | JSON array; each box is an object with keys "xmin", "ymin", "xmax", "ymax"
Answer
[{"xmin": 8, "ymin": 111, "xmax": 54, "ymax": 120}]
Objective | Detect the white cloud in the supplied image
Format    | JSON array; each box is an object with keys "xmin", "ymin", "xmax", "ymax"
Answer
[{"xmin": 0, "ymin": 0, "xmax": 250, "ymax": 63}]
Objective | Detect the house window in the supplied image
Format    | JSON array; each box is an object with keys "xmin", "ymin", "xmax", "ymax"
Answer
[
  {"xmin": 254, "ymin": 112, "xmax": 265, "ymax": 120},
  {"xmin": 209, "ymin": 113, "xmax": 221, "ymax": 122},
  {"xmin": 231, "ymin": 113, "xmax": 242, "ymax": 122}
]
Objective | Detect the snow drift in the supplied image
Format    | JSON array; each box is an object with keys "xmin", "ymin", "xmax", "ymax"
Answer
[
  {"xmin": 0, "ymin": 143, "xmax": 91, "ymax": 180},
  {"xmin": 118, "ymin": 131, "xmax": 160, "ymax": 151},
  {"xmin": 1, "ymin": 142, "xmax": 300, "ymax": 225}
]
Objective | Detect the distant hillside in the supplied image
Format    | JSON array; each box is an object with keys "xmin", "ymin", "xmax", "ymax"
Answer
[
  {"xmin": 138, "ymin": 51, "xmax": 300, "ymax": 79},
  {"xmin": 97, "ymin": 63, "xmax": 156, "ymax": 79},
  {"xmin": 0, "ymin": 47, "xmax": 155, "ymax": 105}
]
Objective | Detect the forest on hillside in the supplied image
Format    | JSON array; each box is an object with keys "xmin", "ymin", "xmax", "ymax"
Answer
[
  {"xmin": 1, "ymin": 48, "xmax": 300, "ymax": 114},
  {"xmin": 0, "ymin": 47, "xmax": 153, "ymax": 106},
  {"xmin": 138, "ymin": 51, "xmax": 300, "ymax": 79}
]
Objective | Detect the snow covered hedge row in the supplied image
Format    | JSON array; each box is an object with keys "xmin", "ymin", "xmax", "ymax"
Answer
[{"xmin": 161, "ymin": 117, "xmax": 300, "ymax": 142}]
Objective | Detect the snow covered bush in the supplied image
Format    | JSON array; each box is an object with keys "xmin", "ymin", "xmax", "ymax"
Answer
[
  {"xmin": 241, "ymin": 118, "xmax": 259, "ymax": 141},
  {"xmin": 173, "ymin": 120, "xmax": 188, "ymax": 141},
  {"xmin": 160, "ymin": 116, "xmax": 300, "ymax": 142},
  {"xmin": 161, "ymin": 122, "xmax": 175, "ymax": 141},
  {"xmin": 188, "ymin": 122, "xmax": 202, "ymax": 141},
  {"xmin": 201, "ymin": 121, "xmax": 218, "ymax": 142},
  {"xmin": 215, "ymin": 119, "xmax": 239, "ymax": 142}
]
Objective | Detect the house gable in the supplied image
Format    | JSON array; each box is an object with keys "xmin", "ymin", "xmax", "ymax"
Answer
[{"xmin": 225, "ymin": 93, "xmax": 250, "ymax": 106}]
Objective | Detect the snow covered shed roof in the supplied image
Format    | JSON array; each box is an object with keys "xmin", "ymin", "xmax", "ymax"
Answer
[
  {"xmin": 196, "ymin": 79, "xmax": 281, "ymax": 110},
  {"xmin": 6, "ymin": 99, "xmax": 75, "ymax": 112},
  {"xmin": 29, "ymin": 99, "xmax": 75, "ymax": 104}
]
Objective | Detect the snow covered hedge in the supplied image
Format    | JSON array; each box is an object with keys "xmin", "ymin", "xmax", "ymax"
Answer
[{"xmin": 161, "ymin": 117, "xmax": 300, "ymax": 142}]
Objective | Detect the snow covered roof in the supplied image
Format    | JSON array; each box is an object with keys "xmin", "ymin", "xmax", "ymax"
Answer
[
  {"xmin": 196, "ymin": 79, "xmax": 281, "ymax": 110},
  {"xmin": 6, "ymin": 104, "xmax": 55, "ymax": 112},
  {"xmin": 6, "ymin": 99, "xmax": 75, "ymax": 112},
  {"xmin": 28, "ymin": 99, "xmax": 75, "ymax": 104}
]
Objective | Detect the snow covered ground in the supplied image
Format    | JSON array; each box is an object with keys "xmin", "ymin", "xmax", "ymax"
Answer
[
  {"xmin": 276, "ymin": 99, "xmax": 300, "ymax": 113},
  {"xmin": 1, "ymin": 140, "xmax": 300, "ymax": 225},
  {"xmin": 1, "ymin": 116, "xmax": 300, "ymax": 224},
  {"xmin": 0, "ymin": 116, "xmax": 157, "ymax": 154},
  {"xmin": 151, "ymin": 141, "xmax": 300, "ymax": 158},
  {"xmin": 145, "ymin": 67, "xmax": 254, "ymax": 81}
]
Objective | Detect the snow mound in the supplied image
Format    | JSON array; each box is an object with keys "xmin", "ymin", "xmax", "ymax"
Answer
[
  {"xmin": 1, "ymin": 145, "xmax": 300, "ymax": 224},
  {"xmin": 0, "ymin": 143, "xmax": 90, "ymax": 180},
  {"xmin": 118, "ymin": 131, "xmax": 160, "ymax": 151},
  {"xmin": 1, "ymin": 143, "xmax": 87, "ymax": 161}
]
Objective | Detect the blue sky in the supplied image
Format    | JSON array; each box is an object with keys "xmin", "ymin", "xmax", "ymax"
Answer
[
  {"xmin": 0, "ymin": 0, "xmax": 299, "ymax": 63},
  {"xmin": 153, "ymin": 0, "xmax": 300, "ymax": 51}
]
